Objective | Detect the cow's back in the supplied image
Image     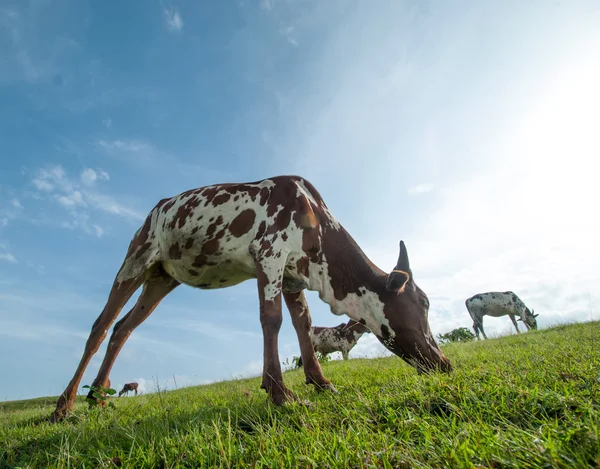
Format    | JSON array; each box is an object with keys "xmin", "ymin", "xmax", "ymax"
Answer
[
  {"xmin": 466, "ymin": 291, "xmax": 521, "ymax": 317},
  {"xmin": 127, "ymin": 176, "xmax": 325, "ymax": 290}
]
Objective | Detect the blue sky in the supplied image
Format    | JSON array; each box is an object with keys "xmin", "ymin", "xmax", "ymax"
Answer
[{"xmin": 1, "ymin": 0, "xmax": 599, "ymax": 401}]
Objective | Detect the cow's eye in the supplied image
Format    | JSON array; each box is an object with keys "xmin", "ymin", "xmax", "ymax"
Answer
[{"xmin": 420, "ymin": 299, "xmax": 428, "ymax": 308}]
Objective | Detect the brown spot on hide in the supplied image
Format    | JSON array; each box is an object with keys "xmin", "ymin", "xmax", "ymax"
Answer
[
  {"xmin": 255, "ymin": 221, "xmax": 266, "ymax": 240},
  {"xmin": 126, "ymin": 215, "xmax": 153, "ymax": 260},
  {"xmin": 264, "ymin": 179, "xmax": 300, "ymax": 218},
  {"xmin": 135, "ymin": 242, "xmax": 152, "ymax": 260},
  {"xmin": 192, "ymin": 228, "xmax": 226, "ymax": 267},
  {"xmin": 193, "ymin": 254, "xmax": 207, "ymax": 267},
  {"xmin": 155, "ymin": 198, "xmax": 172, "ymax": 213},
  {"xmin": 246, "ymin": 187, "xmax": 260, "ymax": 201},
  {"xmin": 184, "ymin": 238, "xmax": 194, "ymax": 249},
  {"xmin": 212, "ymin": 193, "xmax": 231, "ymax": 206},
  {"xmin": 188, "ymin": 269, "xmax": 199, "ymax": 276},
  {"xmin": 160, "ymin": 199, "xmax": 177, "ymax": 214},
  {"xmin": 169, "ymin": 196, "xmax": 201, "ymax": 230},
  {"xmin": 229, "ymin": 209, "xmax": 256, "ymax": 237},
  {"xmin": 259, "ymin": 187, "xmax": 269, "ymax": 206},
  {"xmin": 281, "ymin": 232, "xmax": 288, "ymax": 241},
  {"xmin": 302, "ymin": 228, "xmax": 321, "ymax": 263},
  {"xmin": 206, "ymin": 216, "xmax": 224, "ymax": 237},
  {"xmin": 201, "ymin": 187, "xmax": 220, "ymax": 205},
  {"xmin": 272, "ymin": 209, "xmax": 291, "ymax": 233},
  {"xmin": 169, "ymin": 243, "xmax": 183, "ymax": 260},
  {"xmin": 202, "ymin": 237, "xmax": 220, "ymax": 256},
  {"xmin": 296, "ymin": 257, "xmax": 309, "ymax": 277}
]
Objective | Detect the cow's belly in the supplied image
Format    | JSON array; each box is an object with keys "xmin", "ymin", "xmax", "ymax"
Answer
[
  {"xmin": 485, "ymin": 305, "xmax": 514, "ymax": 317},
  {"xmin": 162, "ymin": 255, "xmax": 256, "ymax": 289}
]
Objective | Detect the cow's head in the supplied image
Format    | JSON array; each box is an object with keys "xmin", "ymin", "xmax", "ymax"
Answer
[
  {"xmin": 518, "ymin": 307, "xmax": 538, "ymax": 330},
  {"xmin": 376, "ymin": 241, "xmax": 452, "ymax": 373}
]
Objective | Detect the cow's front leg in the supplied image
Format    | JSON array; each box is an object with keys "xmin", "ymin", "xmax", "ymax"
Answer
[
  {"xmin": 254, "ymin": 257, "xmax": 294, "ymax": 405},
  {"xmin": 284, "ymin": 290, "xmax": 337, "ymax": 393},
  {"xmin": 509, "ymin": 314, "xmax": 521, "ymax": 334}
]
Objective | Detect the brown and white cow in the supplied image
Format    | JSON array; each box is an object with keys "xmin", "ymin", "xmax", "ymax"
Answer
[
  {"xmin": 118, "ymin": 382, "xmax": 138, "ymax": 397},
  {"xmin": 298, "ymin": 319, "xmax": 371, "ymax": 366},
  {"xmin": 50, "ymin": 175, "xmax": 451, "ymax": 422}
]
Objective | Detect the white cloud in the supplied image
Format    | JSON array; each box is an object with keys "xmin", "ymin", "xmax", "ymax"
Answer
[
  {"xmin": 408, "ymin": 183, "xmax": 435, "ymax": 195},
  {"xmin": 0, "ymin": 196, "xmax": 23, "ymax": 227},
  {"xmin": 32, "ymin": 166, "xmax": 71, "ymax": 193},
  {"xmin": 55, "ymin": 190, "xmax": 86, "ymax": 208},
  {"xmin": 85, "ymin": 193, "xmax": 145, "ymax": 221},
  {"xmin": 260, "ymin": 0, "xmax": 272, "ymax": 12},
  {"xmin": 163, "ymin": 7, "xmax": 183, "ymax": 32},
  {"xmin": 29, "ymin": 165, "xmax": 144, "ymax": 234},
  {"xmin": 32, "ymin": 179, "xmax": 54, "ymax": 192},
  {"xmin": 102, "ymin": 118, "xmax": 112, "ymax": 129},
  {"xmin": 0, "ymin": 252, "xmax": 17, "ymax": 263},
  {"xmin": 93, "ymin": 224, "xmax": 104, "ymax": 238},
  {"xmin": 97, "ymin": 139, "xmax": 153, "ymax": 153},
  {"xmin": 80, "ymin": 168, "xmax": 110, "ymax": 186}
]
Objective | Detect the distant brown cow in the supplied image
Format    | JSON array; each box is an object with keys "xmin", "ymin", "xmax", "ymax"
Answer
[{"xmin": 118, "ymin": 382, "xmax": 138, "ymax": 397}]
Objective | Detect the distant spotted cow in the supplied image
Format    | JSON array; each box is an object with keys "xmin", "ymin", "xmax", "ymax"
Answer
[
  {"xmin": 50, "ymin": 175, "xmax": 451, "ymax": 423},
  {"xmin": 465, "ymin": 291, "xmax": 538, "ymax": 339},
  {"xmin": 298, "ymin": 319, "xmax": 371, "ymax": 366},
  {"xmin": 118, "ymin": 382, "xmax": 138, "ymax": 397}
]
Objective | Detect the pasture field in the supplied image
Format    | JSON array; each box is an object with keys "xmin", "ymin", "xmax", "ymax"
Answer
[{"xmin": 1, "ymin": 321, "xmax": 599, "ymax": 468}]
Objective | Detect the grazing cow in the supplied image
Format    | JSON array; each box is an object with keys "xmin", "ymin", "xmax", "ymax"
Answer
[
  {"xmin": 465, "ymin": 291, "xmax": 538, "ymax": 339},
  {"xmin": 297, "ymin": 319, "xmax": 371, "ymax": 366},
  {"xmin": 118, "ymin": 382, "xmax": 138, "ymax": 397},
  {"xmin": 50, "ymin": 175, "xmax": 451, "ymax": 423}
]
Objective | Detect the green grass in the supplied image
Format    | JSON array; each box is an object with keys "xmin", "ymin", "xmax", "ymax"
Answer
[{"xmin": 1, "ymin": 321, "xmax": 599, "ymax": 468}]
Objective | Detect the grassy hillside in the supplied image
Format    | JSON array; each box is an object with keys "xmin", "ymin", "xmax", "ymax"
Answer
[{"xmin": 1, "ymin": 321, "xmax": 599, "ymax": 468}]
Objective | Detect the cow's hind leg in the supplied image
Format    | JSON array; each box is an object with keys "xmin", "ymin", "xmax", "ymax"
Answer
[
  {"xmin": 88, "ymin": 265, "xmax": 179, "ymax": 402},
  {"xmin": 472, "ymin": 322, "xmax": 480, "ymax": 340},
  {"xmin": 284, "ymin": 291, "xmax": 336, "ymax": 393},
  {"xmin": 50, "ymin": 265, "xmax": 145, "ymax": 422}
]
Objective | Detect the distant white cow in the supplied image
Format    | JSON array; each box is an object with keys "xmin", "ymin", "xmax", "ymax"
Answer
[
  {"xmin": 297, "ymin": 319, "xmax": 371, "ymax": 366},
  {"xmin": 465, "ymin": 291, "xmax": 538, "ymax": 339}
]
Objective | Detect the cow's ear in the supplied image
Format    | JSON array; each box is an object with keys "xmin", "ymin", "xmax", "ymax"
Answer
[
  {"xmin": 387, "ymin": 240, "xmax": 411, "ymax": 292},
  {"xmin": 517, "ymin": 317, "xmax": 522, "ymax": 321},
  {"xmin": 387, "ymin": 270, "xmax": 410, "ymax": 292}
]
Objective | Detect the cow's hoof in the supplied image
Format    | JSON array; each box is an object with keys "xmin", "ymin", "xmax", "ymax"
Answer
[
  {"xmin": 306, "ymin": 378, "xmax": 337, "ymax": 393},
  {"xmin": 49, "ymin": 409, "xmax": 66, "ymax": 424}
]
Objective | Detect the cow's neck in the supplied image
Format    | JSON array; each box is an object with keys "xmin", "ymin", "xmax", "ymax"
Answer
[{"xmin": 306, "ymin": 226, "xmax": 389, "ymax": 332}]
